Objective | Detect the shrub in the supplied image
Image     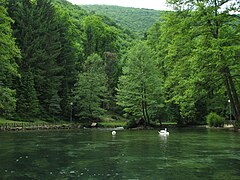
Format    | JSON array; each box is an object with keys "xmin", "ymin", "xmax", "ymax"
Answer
[
  {"xmin": 234, "ymin": 120, "xmax": 240, "ymax": 128},
  {"xmin": 207, "ymin": 112, "xmax": 224, "ymax": 127},
  {"xmin": 126, "ymin": 118, "xmax": 137, "ymax": 129}
]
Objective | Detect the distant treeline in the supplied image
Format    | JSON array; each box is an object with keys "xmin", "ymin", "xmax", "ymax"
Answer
[{"xmin": 81, "ymin": 4, "xmax": 166, "ymax": 37}]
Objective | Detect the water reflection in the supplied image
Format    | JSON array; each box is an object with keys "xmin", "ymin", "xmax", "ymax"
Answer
[
  {"xmin": 112, "ymin": 135, "xmax": 116, "ymax": 140},
  {"xmin": 159, "ymin": 134, "xmax": 168, "ymax": 142}
]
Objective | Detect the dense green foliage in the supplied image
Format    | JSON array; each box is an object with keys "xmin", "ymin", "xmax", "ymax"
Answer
[
  {"xmin": 146, "ymin": 0, "xmax": 240, "ymax": 126},
  {"xmin": 81, "ymin": 5, "xmax": 165, "ymax": 37},
  {"xmin": 2, "ymin": 0, "xmax": 133, "ymax": 122},
  {"xmin": 73, "ymin": 54, "xmax": 107, "ymax": 120},
  {"xmin": 0, "ymin": 0, "xmax": 20, "ymax": 117},
  {"xmin": 0, "ymin": 0, "xmax": 239, "ymax": 127},
  {"xmin": 117, "ymin": 41, "xmax": 163, "ymax": 125},
  {"xmin": 207, "ymin": 112, "xmax": 224, "ymax": 127},
  {"xmin": 9, "ymin": 0, "xmax": 64, "ymax": 119}
]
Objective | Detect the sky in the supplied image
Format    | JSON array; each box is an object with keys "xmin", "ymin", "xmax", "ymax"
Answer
[{"xmin": 66, "ymin": 0, "xmax": 173, "ymax": 11}]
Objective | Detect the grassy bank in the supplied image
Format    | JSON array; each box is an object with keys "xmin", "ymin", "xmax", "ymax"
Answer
[
  {"xmin": 0, "ymin": 116, "xmax": 126, "ymax": 131},
  {"xmin": 99, "ymin": 121, "xmax": 127, "ymax": 128},
  {"xmin": 0, "ymin": 117, "xmax": 28, "ymax": 124},
  {"xmin": 0, "ymin": 116, "xmax": 178, "ymax": 130}
]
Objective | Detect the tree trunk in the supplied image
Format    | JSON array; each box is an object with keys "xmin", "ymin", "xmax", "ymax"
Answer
[
  {"xmin": 141, "ymin": 95, "xmax": 147, "ymax": 126},
  {"xmin": 223, "ymin": 66, "xmax": 240, "ymax": 121},
  {"xmin": 144, "ymin": 93, "xmax": 150, "ymax": 125},
  {"xmin": 142, "ymin": 87, "xmax": 150, "ymax": 126}
]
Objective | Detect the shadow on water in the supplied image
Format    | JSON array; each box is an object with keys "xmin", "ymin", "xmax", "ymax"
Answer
[{"xmin": 0, "ymin": 128, "xmax": 240, "ymax": 179}]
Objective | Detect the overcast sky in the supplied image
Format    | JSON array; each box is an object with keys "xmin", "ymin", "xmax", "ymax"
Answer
[{"xmin": 66, "ymin": 0, "xmax": 173, "ymax": 11}]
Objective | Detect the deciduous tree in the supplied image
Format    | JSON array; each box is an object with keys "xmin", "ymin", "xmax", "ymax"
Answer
[
  {"xmin": 0, "ymin": 0, "xmax": 20, "ymax": 117},
  {"xmin": 73, "ymin": 54, "xmax": 107, "ymax": 121},
  {"xmin": 117, "ymin": 41, "xmax": 163, "ymax": 125}
]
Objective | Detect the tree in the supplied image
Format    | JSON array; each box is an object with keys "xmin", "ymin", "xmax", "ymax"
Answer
[
  {"xmin": 117, "ymin": 41, "xmax": 163, "ymax": 125},
  {"xmin": 16, "ymin": 70, "xmax": 40, "ymax": 119},
  {"xmin": 103, "ymin": 52, "xmax": 121, "ymax": 111},
  {"xmin": 54, "ymin": 8, "xmax": 82, "ymax": 119},
  {"xmin": 152, "ymin": 0, "xmax": 240, "ymax": 124},
  {"xmin": 8, "ymin": 0, "xmax": 62, "ymax": 118},
  {"xmin": 159, "ymin": 10, "xmax": 207, "ymax": 124},
  {"xmin": 73, "ymin": 54, "xmax": 107, "ymax": 121},
  {"xmin": 82, "ymin": 14, "xmax": 124, "ymax": 112},
  {"xmin": 0, "ymin": 0, "xmax": 20, "ymax": 117},
  {"xmin": 82, "ymin": 15, "xmax": 119, "ymax": 57}
]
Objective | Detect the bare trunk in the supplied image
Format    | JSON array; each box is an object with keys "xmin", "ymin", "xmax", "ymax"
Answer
[
  {"xmin": 142, "ymin": 86, "xmax": 150, "ymax": 125},
  {"xmin": 228, "ymin": 74, "xmax": 240, "ymax": 120},
  {"xmin": 141, "ymin": 94, "xmax": 147, "ymax": 126},
  {"xmin": 144, "ymin": 93, "xmax": 150, "ymax": 125},
  {"xmin": 223, "ymin": 67, "xmax": 240, "ymax": 121}
]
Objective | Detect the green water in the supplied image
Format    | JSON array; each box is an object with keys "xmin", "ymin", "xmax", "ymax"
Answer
[{"xmin": 0, "ymin": 128, "xmax": 239, "ymax": 179}]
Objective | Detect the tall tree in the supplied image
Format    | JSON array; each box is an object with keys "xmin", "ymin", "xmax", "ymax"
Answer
[
  {"xmin": 154, "ymin": 0, "xmax": 240, "ymax": 124},
  {"xmin": 73, "ymin": 54, "xmax": 107, "ymax": 121},
  {"xmin": 8, "ymin": 0, "xmax": 62, "ymax": 118},
  {"xmin": 54, "ymin": 8, "xmax": 83, "ymax": 119},
  {"xmin": 0, "ymin": 0, "xmax": 20, "ymax": 117},
  {"xmin": 117, "ymin": 41, "xmax": 163, "ymax": 125},
  {"xmin": 82, "ymin": 15, "xmax": 119, "ymax": 57},
  {"xmin": 103, "ymin": 52, "xmax": 121, "ymax": 111},
  {"xmin": 16, "ymin": 70, "xmax": 40, "ymax": 119},
  {"xmin": 82, "ymin": 14, "xmax": 124, "ymax": 112}
]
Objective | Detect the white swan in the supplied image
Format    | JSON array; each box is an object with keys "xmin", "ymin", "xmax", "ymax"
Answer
[
  {"xmin": 158, "ymin": 128, "xmax": 169, "ymax": 136},
  {"xmin": 112, "ymin": 130, "xmax": 116, "ymax": 136}
]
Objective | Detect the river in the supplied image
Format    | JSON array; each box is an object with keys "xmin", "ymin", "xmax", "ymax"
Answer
[{"xmin": 0, "ymin": 128, "xmax": 239, "ymax": 179}]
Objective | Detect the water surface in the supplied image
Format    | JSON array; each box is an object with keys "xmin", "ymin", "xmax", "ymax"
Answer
[{"xmin": 0, "ymin": 128, "xmax": 239, "ymax": 179}]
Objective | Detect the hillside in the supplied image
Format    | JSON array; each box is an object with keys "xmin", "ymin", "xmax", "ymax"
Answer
[
  {"xmin": 81, "ymin": 5, "xmax": 165, "ymax": 37},
  {"xmin": 3, "ymin": 0, "xmax": 135, "ymax": 122}
]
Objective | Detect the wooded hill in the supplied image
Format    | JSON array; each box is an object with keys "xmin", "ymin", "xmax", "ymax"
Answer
[
  {"xmin": 81, "ymin": 5, "xmax": 165, "ymax": 37},
  {"xmin": 1, "ymin": 0, "xmax": 240, "ymax": 127},
  {"xmin": 1, "ymin": 0, "xmax": 134, "ymax": 122}
]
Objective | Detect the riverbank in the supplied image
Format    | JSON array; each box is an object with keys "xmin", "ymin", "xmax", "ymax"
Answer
[
  {"xmin": 206, "ymin": 124, "xmax": 240, "ymax": 132},
  {"xmin": 0, "ymin": 115, "xmax": 126, "ymax": 131},
  {"xmin": 0, "ymin": 118, "xmax": 128, "ymax": 131},
  {"xmin": 0, "ymin": 121, "xmax": 177, "ymax": 132},
  {"xmin": 0, "ymin": 122, "xmax": 81, "ymax": 131},
  {"xmin": 1, "ymin": 117, "xmax": 239, "ymax": 132}
]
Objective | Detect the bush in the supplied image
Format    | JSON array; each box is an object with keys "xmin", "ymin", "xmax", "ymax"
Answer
[
  {"xmin": 234, "ymin": 120, "xmax": 240, "ymax": 128},
  {"xmin": 207, "ymin": 112, "xmax": 224, "ymax": 127},
  {"xmin": 126, "ymin": 118, "xmax": 137, "ymax": 129}
]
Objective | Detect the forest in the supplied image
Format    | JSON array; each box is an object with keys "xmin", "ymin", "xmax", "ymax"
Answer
[
  {"xmin": 0, "ymin": 0, "xmax": 240, "ymax": 127},
  {"xmin": 81, "ymin": 4, "xmax": 165, "ymax": 37}
]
